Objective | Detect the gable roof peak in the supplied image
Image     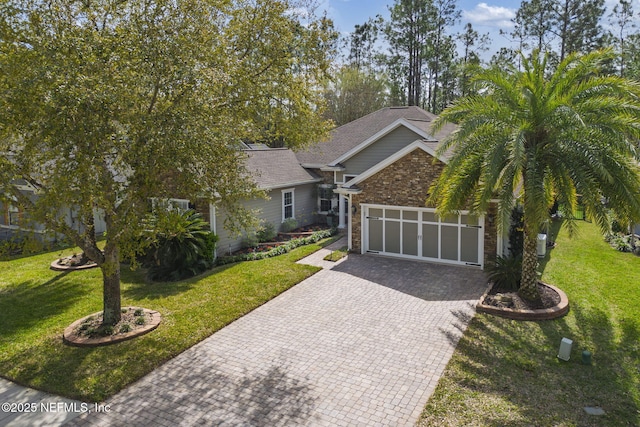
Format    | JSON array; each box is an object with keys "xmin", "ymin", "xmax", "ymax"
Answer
[{"xmin": 295, "ymin": 106, "xmax": 443, "ymax": 166}]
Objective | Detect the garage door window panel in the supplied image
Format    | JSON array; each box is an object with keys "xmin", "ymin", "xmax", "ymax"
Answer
[
  {"xmin": 385, "ymin": 220, "xmax": 401, "ymax": 254},
  {"xmin": 403, "ymin": 222, "xmax": 418, "ymax": 256},
  {"xmin": 441, "ymin": 226, "xmax": 459, "ymax": 260},
  {"xmin": 422, "ymin": 223, "xmax": 439, "ymax": 258},
  {"xmin": 461, "ymin": 227, "xmax": 480, "ymax": 263},
  {"xmin": 367, "ymin": 208, "xmax": 384, "ymax": 252}
]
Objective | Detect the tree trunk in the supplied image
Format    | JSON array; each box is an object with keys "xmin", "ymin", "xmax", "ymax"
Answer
[
  {"xmin": 519, "ymin": 226, "xmax": 541, "ymax": 302},
  {"xmin": 101, "ymin": 241, "xmax": 121, "ymax": 326}
]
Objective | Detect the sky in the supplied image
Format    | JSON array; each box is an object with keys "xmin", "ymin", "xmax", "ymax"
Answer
[{"xmin": 316, "ymin": 0, "xmax": 638, "ymax": 61}]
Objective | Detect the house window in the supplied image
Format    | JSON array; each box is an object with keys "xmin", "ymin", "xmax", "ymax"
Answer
[
  {"xmin": 151, "ymin": 198, "xmax": 191, "ymax": 212},
  {"xmin": 282, "ymin": 189, "xmax": 294, "ymax": 221},
  {"xmin": 318, "ymin": 184, "xmax": 334, "ymax": 213},
  {"xmin": 7, "ymin": 204, "xmax": 20, "ymax": 226}
]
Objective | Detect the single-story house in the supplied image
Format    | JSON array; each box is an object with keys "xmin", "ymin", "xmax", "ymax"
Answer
[
  {"xmin": 2, "ymin": 106, "xmax": 505, "ymax": 266},
  {"xmin": 293, "ymin": 106, "xmax": 502, "ymax": 268}
]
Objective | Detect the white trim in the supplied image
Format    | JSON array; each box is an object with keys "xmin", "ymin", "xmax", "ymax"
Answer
[
  {"xmin": 341, "ymin": 174, "xmax": 358, "ymax": 184},
  {"xmin": 319, "ymin": 165, "xmax": 345, "ymax": 172},
  {"xmin": 334, "ymin": 186, "xmax": 362, "ymax": 195},
  {"xmin": 209, "ymin": 204, "xmax": 217, "ymax": 234},
  {"xmin": 361, "ymin": 204, "xmax": 484, "ymax": 268},
  {"xmin": 281, "ymin": 188, "xmax": 295, "ymax": 221},
  {"xmin": 14, "ymin": 184, "xmax": 36, "ymax": 192},
  {"xmin": 338, "ymin": 195, "xmax": 346, "ymax": 229},
  {"xmin": 300, "ymin": 163, "xmax": 328, "ymax": 169},
  {"xmin": 329, "ymin": 118, "xmax": 437, "ymax": 167},
  {"xmin": 344, "ymin": 140, "xmax": 445, "ymax": 188},
  {"xmin": 257, "ymin": 178, "xmax": 322, "ymax": 191}
]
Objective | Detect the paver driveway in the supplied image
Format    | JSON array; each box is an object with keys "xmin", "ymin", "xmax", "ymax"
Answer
[{"xmin": 67, "ymin": 245, "xmax": 487, "ymax": 426}]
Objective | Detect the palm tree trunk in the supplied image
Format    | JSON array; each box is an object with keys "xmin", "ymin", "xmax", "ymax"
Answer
[{"xmin": 519, "ymin": 227, "xmax": 541, "ymax": 302}]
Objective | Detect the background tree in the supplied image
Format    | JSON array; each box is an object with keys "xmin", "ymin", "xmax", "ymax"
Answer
[
  {"xmin": 347, "ymin": 15, "xmax": 384, "ymax": 71},
  {"xmin": 323, "ymin": 66, "xmax": 388, "ymax": 126},
  {"xmin": 511, "ymin": 0, "xmax": 554, "ymax": 54},
  {"xmin": 457, "ymin": 23, "xmax": 490, "ymax": 97},
  {"xmin": 385, "ymin": 0, "xmax": 431, "ymax": 107},
  {"xmin": 609, "ymin": 0, "xmax": 636, "ymax": 76},
  {"xmin": 0, "ymin": 0, "xmax": 335, "ymax": 326},
  {"xmin": 552, "ymin": 0, "xmax": 607, "ymax": 61},
  {"xmin": 429, "ymin": 50, "xmax": 640, "ymax": 302},
  {"xmin": 508, "ymin": 0, "xmax": 607, "ymax": 62},
  {"xmin": 424, "ymin": 0, "xmax": 460, "ymax": 113}
]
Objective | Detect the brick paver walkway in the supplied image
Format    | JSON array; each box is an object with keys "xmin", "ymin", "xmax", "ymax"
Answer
[{"xmin": 65, "ymin": 244, "xmax": 486, "ymax": 426}]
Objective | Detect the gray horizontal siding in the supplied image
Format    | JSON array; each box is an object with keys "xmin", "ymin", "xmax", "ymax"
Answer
[
  {"xmin": 214, "ymin": 183, "xmax": 319, "ymax": 257},
  {"xmin": 342, "ymin": 126, "xmax": 422, "ymax": 177}
]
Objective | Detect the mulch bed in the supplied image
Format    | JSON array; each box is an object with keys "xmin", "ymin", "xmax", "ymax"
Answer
[
  {"xmin": 484, "ymin": 282, "xmax": 561, "ymax": 310},
  {"xmin": 477, "ymin": 282, "xmax": 569, "ymax": 321},
  {"xmin": 232, "ymin": 224, "xmax": 331, "ymax": 256},
  {"xmin": 50, "ymin": 253, "xmax": 98, "ymax": 271},
  {"xmin": 63, "ymin": 307, "xmax": 161, "ymax": 347}
]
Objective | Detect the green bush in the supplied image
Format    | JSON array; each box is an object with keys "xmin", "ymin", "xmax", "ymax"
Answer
[
  {"xmin": 486, "ymin": 255, "xmax": 522, "ymax": 291},
  {"xmin": 611, "ymin": 235, "xmax": 634, "ymax": 252},
  {"xmin": 256, "ymin": 222, "xmax": 277, "ymax": 242},
  {"xmin": 141, "ymin": 209, "xmax": 218, "ymax": 282},
  {"xmin": 216, "ymin": 228, "xmax": 336, "ymax": 265},
  {"xmin": 241, "ymin": 233, "xmax": 259, "ymax": 249},
  {"xmin": 280, "ymin": 218, "xmax": 298, "ymax": 233},
  {"xmin": 0, "ymin": 233, "xmax": 64, "ymax": 260}
]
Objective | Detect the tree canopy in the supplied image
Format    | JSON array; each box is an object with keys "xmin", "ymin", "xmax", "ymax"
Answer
[
  {"xmin": 0, "ymin": 0, "xmax": 336, "ymax": 325},
  {"xmin": 430, "ymin": 49, "xmax": 640, "ymax": 301}
]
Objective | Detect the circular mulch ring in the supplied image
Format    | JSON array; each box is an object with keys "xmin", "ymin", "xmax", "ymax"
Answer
[
  {"xmin": 63, "ymin": 307, "xmax": 161, "ymax": 347},
  {"xmin": 50, "ymin": 256, "xmax": 98, "ymax": 271},
  {"xmin": 476, "ymin": 282, "xmax": 569, "ymax": 321}
]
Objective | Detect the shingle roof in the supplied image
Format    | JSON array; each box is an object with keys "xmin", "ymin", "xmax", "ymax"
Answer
[
  {"xmin": 244, "ymin": 148, "xmax": 320, "ymax": 190},
  {"xmin": 294, "ymin": 106, "xmax": 457, "ymax": 166}
]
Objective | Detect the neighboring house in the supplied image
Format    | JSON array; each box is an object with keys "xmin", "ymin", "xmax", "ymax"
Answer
[
  {"xmin": 295, "ymin": 106, "xmax": 502, "ymax": 268},
  {"xmin": 0, "ymin": 179, "xmax": 107, "ymax": 242}
]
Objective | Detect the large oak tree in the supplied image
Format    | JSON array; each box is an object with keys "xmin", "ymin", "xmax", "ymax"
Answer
[{"xmin": 0, "ymin": 0, "xmax": 335, "ymax": 325}]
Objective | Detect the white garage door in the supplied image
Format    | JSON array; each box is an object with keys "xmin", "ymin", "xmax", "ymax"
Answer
[{"xmin": 362, "ymin": 204, "xmax": 484, "ymax": 267}]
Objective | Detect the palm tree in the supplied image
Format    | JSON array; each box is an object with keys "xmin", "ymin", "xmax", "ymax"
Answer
[{"xmin": 430, "ymin": 49, "xmax": 640, "ymax": 302}]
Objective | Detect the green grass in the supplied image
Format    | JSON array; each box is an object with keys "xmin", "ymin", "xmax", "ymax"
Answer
[
  {"xmin": 419, "ymin": 220, "xmax": 640, "ymax": 427},
  {"xmin": 323, "ymin": 246, "xmax": 348, "ymax": 262},
  {"xmin": 0, "ymin": 240, "xmax": 331, "ymax": 402}
]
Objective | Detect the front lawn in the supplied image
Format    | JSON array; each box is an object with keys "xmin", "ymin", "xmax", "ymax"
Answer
[
  {"xmin": 0, "ymin": 240, "xmax": 333, "ymax": 402},
  {"xmin": 419, "ymin": 220, "xmax": 640, "ymax": 426}
]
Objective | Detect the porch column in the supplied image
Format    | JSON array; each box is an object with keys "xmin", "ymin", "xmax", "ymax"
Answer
[{"xmin": 338, "ymin": 195, "xmax": 346, "ymax": 229}]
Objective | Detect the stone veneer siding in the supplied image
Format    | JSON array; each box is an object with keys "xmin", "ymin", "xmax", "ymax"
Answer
[{"xmin": 351, "ymin": 148, "xmax": 497, "ymax": 267}]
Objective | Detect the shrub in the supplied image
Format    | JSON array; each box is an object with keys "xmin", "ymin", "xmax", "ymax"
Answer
[
  {"xmin": 256, "ymin": 222, "xmax": 277, "ymax": 242},
  {"xmin": 216, "ymin": 227, "xmax": 337, "ymax": 265},
  {"xmin": 611, "ymin": 235, "xmax": 633, "ymax": 252},
  {"xmin": 486, "ymin": 255, "xmax": 522, "ymax": 291},
  {"xmin": 241, "ymin": 233, "xmax": 259, "ymax": 249},
  {"xmin": 280, "ymin": 218, "xmax": 298, "ymax": 233},
  {"xmin": 141, "ymin": 209, "xmax": 218, "ymax": 282}
]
